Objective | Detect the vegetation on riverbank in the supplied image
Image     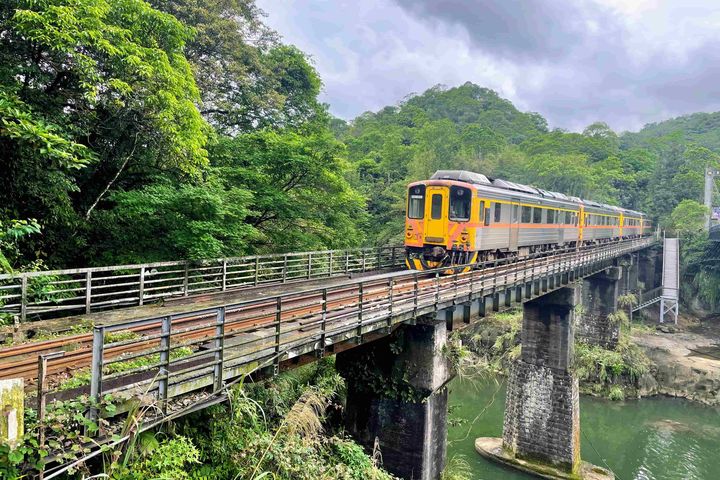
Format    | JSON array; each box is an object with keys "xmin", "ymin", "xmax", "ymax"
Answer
[
  {"xmin": 4, "ymin": 358, "xmax": 403, "ymax": 479},
  {"xmin": 460, "ymin": 308, "xmax": 655, "ymax": 401}
]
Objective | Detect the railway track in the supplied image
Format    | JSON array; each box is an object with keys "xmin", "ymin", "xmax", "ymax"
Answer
[
  {"xmin": 0, "ymin": 273, "xmax": 436, "ymax": 383},
  {"xmin": 0, "ymin": 239, "xmax": 653, "ymax": 386}
]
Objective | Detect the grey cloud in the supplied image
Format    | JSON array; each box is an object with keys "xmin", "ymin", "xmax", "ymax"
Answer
[
  {"xmin": 393, "ymin": 0, "xmax": 720, "ymax": 131},
  {"xmin": 393, "ymin": 0, "xmax": 622, "ymax": 62},
  {"xmin": 259, "ymin": 0, "xmax": 720, "ymax": 132}
]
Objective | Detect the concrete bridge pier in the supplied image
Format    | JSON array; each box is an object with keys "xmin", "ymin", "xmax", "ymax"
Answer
[
  {"xmin": 578, "ymin": 267, "xmax": 622, "ymax": 349},
  {"xmin": 476, "ymin": 285, "xmax": 613, "ymax": 479},
  {"xmin": 336, "ymin": 316, "xmax": 453, "ymax": 480},
  {"xmin": 638, "ymin": 248, "xmax": 662, "ymax": 291}
]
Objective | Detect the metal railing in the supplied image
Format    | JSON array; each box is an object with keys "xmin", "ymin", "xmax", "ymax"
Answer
[
  {"xmin": 0, "ymin": 246, "xmax": 403, "ymax": 322},
  {"xmin": 75, "ymin": 237, "xmax": 653, "ymax": 418}
]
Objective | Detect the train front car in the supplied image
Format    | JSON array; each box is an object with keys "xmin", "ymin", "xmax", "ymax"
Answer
[{"xmin": 405, "ymin": 171, "xmax": 484, "ymax": 271}]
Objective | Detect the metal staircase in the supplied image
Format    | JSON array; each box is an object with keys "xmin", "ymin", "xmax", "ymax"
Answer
[
  {"xmin": 631, "ymin": 238, "xmax": 680, "ymax": 324},
  {"xmin": 660, "ymin": 238, "xmax": 680, "ymax": 324}
]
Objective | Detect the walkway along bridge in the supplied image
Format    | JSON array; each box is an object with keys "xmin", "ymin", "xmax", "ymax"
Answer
[{"xmin": 0, "ymin": 237, "xmax": 665, "ymax": 480}]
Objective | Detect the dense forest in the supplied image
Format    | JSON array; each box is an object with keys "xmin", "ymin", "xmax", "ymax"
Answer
[{"xmin": 1, "ymin": 0, "xmax": 718, "ymax": 308}]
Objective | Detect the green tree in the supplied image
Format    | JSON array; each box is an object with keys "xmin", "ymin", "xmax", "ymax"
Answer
[
  {"xmin": 89, "ymin": 180, "xmax": 257, "ymax": 264},
  {"xmin": 0, "ymin": 219, "xmax": 41, "ymax": 273},
  {"xmin": 668, "ymin": 200, "xmax": 707, "ymax": 237},
  {"xmin": 0, "ymin": 0, "xmax": 209, "ymax": 266},
  {"xmin": 211, "ymin": 128, "xmax": 367, "ymax": 251},
  {"xmin": 150, "ymin": 0, "xmax": 324, "ymax": 133}
]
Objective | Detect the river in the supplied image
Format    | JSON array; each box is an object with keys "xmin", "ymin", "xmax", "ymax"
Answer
[{"xmin": 447, "ymin": 378, "xmax": 720, "ymax": 480}]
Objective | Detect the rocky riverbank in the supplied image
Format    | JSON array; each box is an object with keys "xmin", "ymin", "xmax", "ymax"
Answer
[{"xmin": 631, "ymin": 315, "xmax": 720, "ymax": 406}]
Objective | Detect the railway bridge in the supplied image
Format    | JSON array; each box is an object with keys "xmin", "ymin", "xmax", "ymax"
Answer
[{"xmin": 0, "ymin": 238, "xmax": 664, "ymax": 479}]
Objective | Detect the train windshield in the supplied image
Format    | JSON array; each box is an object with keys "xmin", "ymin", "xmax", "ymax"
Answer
[
  {"xmin": 449, "ymin": 186, "xmax": 471, "ymax": 221},
  {"xmin": 407, "ymin": 185, "xmax": 425, "ymax": 219}
]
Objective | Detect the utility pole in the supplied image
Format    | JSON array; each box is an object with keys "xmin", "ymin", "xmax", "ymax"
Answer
[{"xmin": 706, "ymin": 168, "xmax": 720, "ymax": 231}]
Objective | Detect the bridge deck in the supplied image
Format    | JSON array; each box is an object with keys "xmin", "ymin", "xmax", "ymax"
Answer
[
  {"xmin": 28, "ymin": 237, "xmax": 655, "ymax": 474},
  {"xmin": 0, "ymin": 268, "xmax": 404, "ymax": 381}
]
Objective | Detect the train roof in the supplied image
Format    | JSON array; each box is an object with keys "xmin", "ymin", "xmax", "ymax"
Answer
[
  {"xmin": 430, "ymin": 170, "xmax": 492, "ymax": 185},
  {"xmin": 426, "ymin": 170, "xmax": 646, "ymax": 216}
]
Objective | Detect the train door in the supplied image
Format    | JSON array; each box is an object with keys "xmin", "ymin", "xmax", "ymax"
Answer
[
  {"xmin": 424, "ymin": 186, "xmax": 448, "ymax": 244},
  {"xmin": 509, "ymin": 201, "xmax": 520, "ymax": 251},
  {"xmin": 578, "ymin": 205, "xmax": 585, "ymax": 244}
]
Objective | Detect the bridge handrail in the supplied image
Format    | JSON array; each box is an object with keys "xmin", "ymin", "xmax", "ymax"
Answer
[
  {"xmin": 0, "ymin": 245, "xmax": 404, "ymax": 322},
  {"xmin": 84, "ymin": 237, "xmax": 653, "ymax": 401}
]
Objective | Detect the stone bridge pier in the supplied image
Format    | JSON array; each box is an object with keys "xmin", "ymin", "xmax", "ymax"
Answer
[
  {"xmin": 476, "ymin": 285, "xmax": 613, "ymax": 479},
  {"xmin": 617, "ymin": 254, "xmax": 639, "ymax": 296},
  {"xmin": 578, "ymin": 267, "xmax": 622, "ymax": 349},
  {"xmin": 337, "ymin": 317, "xmax": 452, "ymax": 480},
  {"xmin": 638, "ymin": 247, "xmax": 662, "ymax": 291},
  {"xmin": 502, "ymin": 286, "xmax": 581, "ymax": 472}
]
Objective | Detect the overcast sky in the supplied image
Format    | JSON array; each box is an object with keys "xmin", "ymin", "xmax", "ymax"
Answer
[{"xmin": 256, "ymin": 0, "xmax": 720, "ymax": 132}]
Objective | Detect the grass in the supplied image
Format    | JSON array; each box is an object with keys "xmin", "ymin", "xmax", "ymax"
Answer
[
  {"xmin": 57, "ymin": 346, "xmax": 194, "ymax": 391},
  {"xmin": 574, "ymin": 330, "xmax": 652, "ymax": 399}
]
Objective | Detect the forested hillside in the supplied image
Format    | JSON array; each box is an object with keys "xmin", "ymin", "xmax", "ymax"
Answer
[
  {"xmin": 0, "ymin": 0, "xmax": 718, "ymax": 309},
  {"xmin": 336, "ymin": 82, "xmax": 718, "ymax": 245}
]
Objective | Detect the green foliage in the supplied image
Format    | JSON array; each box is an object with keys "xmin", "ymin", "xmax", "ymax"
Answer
[
  {"xmin": 442, "ymin": 332, "xmax": 472, "ymax": 377},
  {"xmin": 608, "ymin": 385, "xmax": 625, "ymax": 402},
  {"xmin": 112, "ymin": 435, "xmax": 200, "ymax": 480},
  {"xmin": 464, "ymin": 309, "xmax": 522, "ymax": 376},
  {"xmin": 19, "ymin": 394, "xmax": 119, "ymax": 476},
  {"xmin": 441, "ymin": 455, "xmax": 472, "ymax": 480},
  {"xmin": 618, "ymin": 293, "xmax": 639, "ymax": 309},
  {"xmin": 150, "ymin": 0, "xmax": 324, "ymax": 133},
  {"xmin": 668, "ymin": 200, "xmax": 708, "ymax": 237},
  {"xmin": 171, "ymin": 359, "xmax": 395, "ymax": 480},
  {"xmin": 0, "ymin": 0, "xmax": 211, "ymax": 267},
  {"xmin": 0, "ymin": 219, "xmax": 41, "ymax": 273},
  {"xmin": 608, "ymin": 310, "xmax": 630, "ymax": 329},
  {"xmin": 574, "ymin": 333, "xmax": 652, "ymax": 397},
  {"xmin": 90, "ymin": 179, "xmax": 257, "ymax": 263},
  {"xmin": 211, "ymin": 127, "xmax": 367, "ymax": 252}
]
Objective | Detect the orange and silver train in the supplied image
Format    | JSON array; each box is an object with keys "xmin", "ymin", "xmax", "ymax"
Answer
[{"xmin": 404, "ymin": 170, "xmax": 652, "ymax": 270}]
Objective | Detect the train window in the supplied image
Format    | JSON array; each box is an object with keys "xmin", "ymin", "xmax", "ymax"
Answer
[
  {"xmin": 494, "ymin": 203, "xmax": 502, "ymax": 223},
  {"xmin": 431, "ymin": 194, "xmax": 443, "ymax": 219},
  {"xmin": 484, "ymin": 205, "xmax": 491, "ymax": 226},
  {"xmin": 533, "ymin": 207, "xmax": 542, "ymax": 224},
  {"xmin": 513, "ymin": 205, "xmax": 519, "ymax": 223},
  {"xmin": 407, "ymin": 185, "xmax": 426, "ymax": 219},
  {"xmin": 449, "ymin": 186, "xmax": 471, "ymax": 221},
  {"xmin": 522, "ymin": 206, "xmax": 531, "ymax": 223},
  {"xmin": 547, "ymin": 210, "xmax": 555, "ymax": 224},
  {"xmin": 478, "ymin": 201, "xmax": 485, "ymax": 223}
]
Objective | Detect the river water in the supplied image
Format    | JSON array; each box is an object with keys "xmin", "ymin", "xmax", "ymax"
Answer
[{"xmin": 446, "ymin": 378, "xmax": 720, "ymax": 480}]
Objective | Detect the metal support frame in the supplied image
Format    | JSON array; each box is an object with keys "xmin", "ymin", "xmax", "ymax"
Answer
[
  {"xmin": 159, "ymin": 316, "xmax": 172, "ymax": 413},
  {"xmin": 705, "ymin": 168, "xmax": 720, "ymax": 231},
  {"xmin": 88, "ymin": 326, "xmax": 105, "ymax": 429},
  {"xmin": 274, "ymin": 297, "xmax": 282, "ymax": 374},
  {"xmin": 213, "ymin": 308, "xmax": 225, "ymax": 391}
]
